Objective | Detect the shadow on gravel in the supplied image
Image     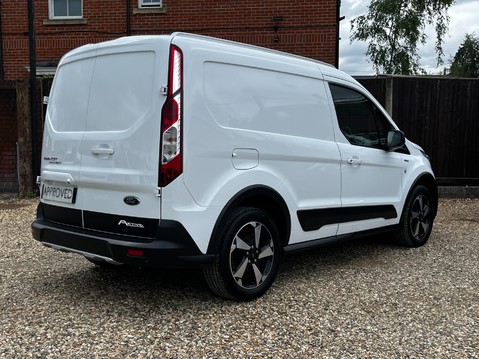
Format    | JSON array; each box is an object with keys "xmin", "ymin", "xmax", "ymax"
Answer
[
  {"xmin": 32, "ymin": 234, "xmax": 419, "ymax": 308},
  {"xmin": 0, "ymin": 203, "xmax": 29, "ymax": 210},
  {"xmin": 263, "ymin": 233, "xmax": 409, "ymax": 294},
  {"xmin": 36, "ymin": 258, "xmax": 242, "ymax": 309},
  {"xmin": 282, "ymin": 234, "xmax": 401, "ymax": 267}
]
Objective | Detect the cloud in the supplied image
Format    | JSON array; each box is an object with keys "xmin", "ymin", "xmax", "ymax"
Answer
[{"xmin": 442, "ymin": 1, "xmax": 479, "ymax": 58}]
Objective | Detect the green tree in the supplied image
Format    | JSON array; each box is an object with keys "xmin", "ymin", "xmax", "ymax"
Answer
[
  {"xmin": 350, "ymin": 0, "xmax": 455, "ymax": 75},
  {"xmin": 449, "ymin": 33, "xmax": 479, "ymax": 78}
]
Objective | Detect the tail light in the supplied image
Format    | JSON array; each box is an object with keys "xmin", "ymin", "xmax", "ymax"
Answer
[{"xmin": 159, "ymin": 45, "xmax": 183, "ymax": 187}]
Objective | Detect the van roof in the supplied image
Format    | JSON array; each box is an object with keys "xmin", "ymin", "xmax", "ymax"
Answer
[
  {"xmin": 169, "ymin": 32, "xmax": 359, "ymax": 85},
  {"xmin": 59, "ymin": 33, "xmax": 358, "ymax": 87},
  {"xmin": 171, "ymin": 32, "xmax": 335, "ymax": 69}
]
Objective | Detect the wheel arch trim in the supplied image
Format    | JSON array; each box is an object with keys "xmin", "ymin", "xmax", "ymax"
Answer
[
  {"xmin": 402, "ymin": 172, "xmax": 438, "ymax": 223},
  {"xmin": 207, "ymin": 185, "xmax": 291, "ymax": 254}
]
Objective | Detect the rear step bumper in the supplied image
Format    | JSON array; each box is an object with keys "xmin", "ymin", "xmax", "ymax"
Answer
[{"xmin": 31, "ymin": 205, "xmax": 214, "ymax": 268}]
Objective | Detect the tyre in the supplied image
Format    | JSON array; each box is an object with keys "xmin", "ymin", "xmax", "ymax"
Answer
[
  {"xmin": 394, "ymin": 185, "xmax": 435, "ymax": 247},
  {"xmin": 203, "ymin": 207, "xmax": 281, "ymax": 301}
]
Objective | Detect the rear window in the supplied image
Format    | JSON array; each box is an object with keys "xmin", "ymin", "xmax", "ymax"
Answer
[{"xmin": 48, "ymin": 51, "xmax": 155, "ymax": 132}]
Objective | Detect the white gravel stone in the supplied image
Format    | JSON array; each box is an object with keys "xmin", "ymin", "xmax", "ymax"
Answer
[{"xmin": 0, "ymin": 196, "xmax": 478, "ymax": 358}]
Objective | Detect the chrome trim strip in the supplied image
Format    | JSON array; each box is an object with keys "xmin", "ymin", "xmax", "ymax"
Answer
[{"xmin": 41, "ymin": 242, "xmax": 123, "ymax": 265}]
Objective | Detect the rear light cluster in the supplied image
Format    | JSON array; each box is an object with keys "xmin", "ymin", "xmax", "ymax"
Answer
[{"xmin": 159, "ymin": 45, "xmax": 183, "ymax": 187}]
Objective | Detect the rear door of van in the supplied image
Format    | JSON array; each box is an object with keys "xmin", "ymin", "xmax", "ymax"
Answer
[{"xmin": 41, "ymin": 37, "xmax": 169, "ymax": 238}]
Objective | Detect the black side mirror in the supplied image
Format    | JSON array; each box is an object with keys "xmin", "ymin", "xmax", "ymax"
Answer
[{"xmin": 385, "ymin": 130, "xmax": 405, "ymax": 151}]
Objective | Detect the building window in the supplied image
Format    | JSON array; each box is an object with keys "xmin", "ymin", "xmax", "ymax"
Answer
[
  {"xmin": 49, "ymin": 0, "xmax": 83, "ymax": 19},
  {"xmin": 139, "ymin": 0, "xmax": 162, "ymax": 8}
]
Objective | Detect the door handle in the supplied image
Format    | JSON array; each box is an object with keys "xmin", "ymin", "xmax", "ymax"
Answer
[
  {"xmin": 91, "ymin": 145, "xmax": 114, "ymax": 156},
  {"xmin": 347, "ymin": 157, "xmax": 362, "ymax": 166}
]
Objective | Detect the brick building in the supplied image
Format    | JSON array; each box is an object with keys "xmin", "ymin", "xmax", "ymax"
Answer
[
  {"xmin": 0, "ymin": 0, "xmax": 340, "ymax": 193},
  {"xmin": 1, "ymin": 0, "xmax": 340, "ymax": 80}
]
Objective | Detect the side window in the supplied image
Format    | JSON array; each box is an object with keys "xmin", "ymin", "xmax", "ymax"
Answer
[
  {"xmin": 329, "ymin": 84, "xmax": 393, "ymax": 149},
  {"xmin": 49, "ymin": 0, "xmax": 82, "ymax": 18}
]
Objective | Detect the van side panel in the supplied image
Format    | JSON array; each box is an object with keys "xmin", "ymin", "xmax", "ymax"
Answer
[
  {"xmin": 168, "ymin": 37, "xmax": 342, "ymax": 245},
  {"xmin": 203, "ymin": 62, "xmax": 330, "ymax": 139}
]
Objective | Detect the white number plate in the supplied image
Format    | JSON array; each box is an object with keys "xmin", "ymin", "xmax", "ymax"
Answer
[{"xmin": 41, "ymin": 184, "xmax": 77, "ymax": 204}]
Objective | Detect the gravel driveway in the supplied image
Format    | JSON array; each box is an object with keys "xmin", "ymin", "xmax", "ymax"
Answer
[{"xmin": 1, "ymin": 197, "xmax": 478, "ymax": 358}]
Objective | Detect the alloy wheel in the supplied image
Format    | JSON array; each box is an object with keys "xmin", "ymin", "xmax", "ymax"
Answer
[
  {"xmin": 409, "ymin": 194, "xmax": 432, "ymax": 241},
  {"xmin": 229, "ymin": 221, "xmax": 275, "ymax": 289}
]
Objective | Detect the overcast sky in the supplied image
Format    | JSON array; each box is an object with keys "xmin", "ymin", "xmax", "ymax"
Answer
[{"xmin": 338, "ymin": 0, "xmax": 479, "ymax": 75}]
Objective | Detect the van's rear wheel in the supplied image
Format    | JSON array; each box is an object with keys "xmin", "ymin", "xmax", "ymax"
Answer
[
  {"xmin": 394, "ymin": 185, "xmax": 435, "ymax": 247},
  {"xmin": 203, "ymin": 207, "xmax": 281, "ymax": 301}
]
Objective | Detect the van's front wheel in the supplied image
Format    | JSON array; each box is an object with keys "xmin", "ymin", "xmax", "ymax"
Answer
[
  {"xmin": 394, "ymin": 185, "xmax": 435, "ymax": 247},
  {"xmin": 203, "ymin": 207, "xmax": 281, "ymax": 301}
]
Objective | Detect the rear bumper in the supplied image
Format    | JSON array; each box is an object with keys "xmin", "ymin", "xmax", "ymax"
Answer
[{"xmin": 31, "ymin": 204, "xmax": 214, "ymax": 268}]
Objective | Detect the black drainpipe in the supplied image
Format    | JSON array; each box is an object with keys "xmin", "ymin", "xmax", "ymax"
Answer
[
  {"xmin": 28, "ymin": 0, "xmax": 39, "ymax": 191},
  {"xmin": 335, "ymin": 0, "xmax": 344, "ymax": 69},
  {"xmin": 126, "ymin": 0, "xmax": 131, "ymax": 35},
  {"xmin": 0, "ymin": 0, "xmax": 4, "ymax": 79}
]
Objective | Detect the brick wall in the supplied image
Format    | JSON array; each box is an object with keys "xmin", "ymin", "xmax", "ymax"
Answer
[
  {"xmin": 1, "ymin": 0, "xmax": 338, "ymax": 80},
  {"xmin": 1, "ymin": 0, "xmax": 338, "ymax": 193},
  {"xmin": 0, "ymin": 88, "xmax": 18, "ymax": 192}
]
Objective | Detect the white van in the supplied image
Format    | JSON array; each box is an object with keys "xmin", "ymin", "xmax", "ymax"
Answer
[{"xmin": 32, "ymin": 33, "xmax": 437, "ymax": 300}]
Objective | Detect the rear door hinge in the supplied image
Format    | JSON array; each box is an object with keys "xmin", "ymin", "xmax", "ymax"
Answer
[
  {"xmin": 154, "ymin": 187, "xmax": 162, "ymax": 197},
  {"xmin": 160, "ymin": 86, "xmax": 168, "ymax": 96}
]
